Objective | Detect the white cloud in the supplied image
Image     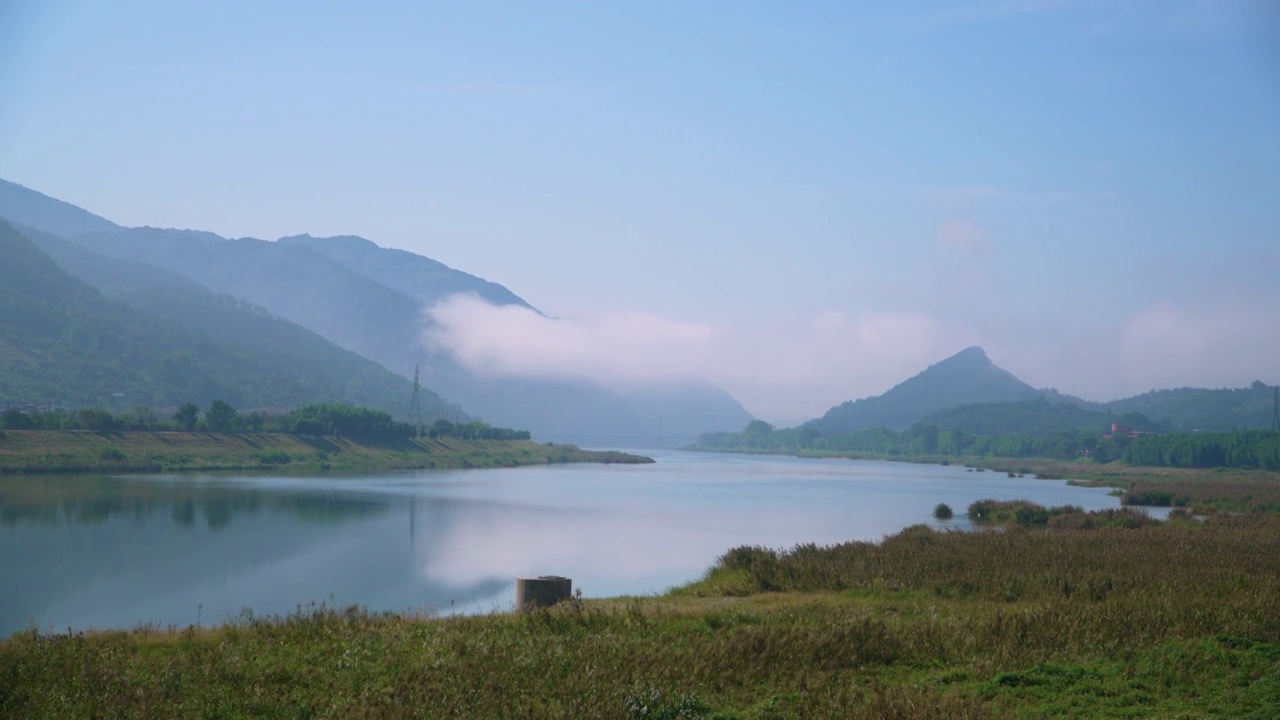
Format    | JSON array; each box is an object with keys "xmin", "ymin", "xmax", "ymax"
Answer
[
  {"xmin": 992, "ymin": 294, "xmax": 1280, "ymax": 402},
  {"xmin": 423, "ymin": 281, "xmax": 1280, "ymax": 423},
  {"xmin": 424, "ymin": 295, "xmax": 717, "ymax": 386},
  {"xmin": 1116, "ymin": 301, "xmax": 1280, "ymax": 390},
  {"xmin": 424, "ymin": 294, "xmax": 970, "ymax": 421}
]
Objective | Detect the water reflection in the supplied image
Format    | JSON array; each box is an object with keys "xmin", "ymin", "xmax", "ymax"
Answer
[
  {"xmin": 0, "ymin": 454, "xmax": 1124, "ymax": 635},
  {"xmin": 0, "ymin": 476, "xmax": 518, "ymax": 634},
  {"xmin": 0, "ymin": 474, "xmax": 388, "ymax": 528}
]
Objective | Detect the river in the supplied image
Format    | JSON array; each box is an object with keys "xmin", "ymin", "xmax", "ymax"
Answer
[{"xmin": 0, "ymin": 450, "xmax": 1125, "ymax": 635}]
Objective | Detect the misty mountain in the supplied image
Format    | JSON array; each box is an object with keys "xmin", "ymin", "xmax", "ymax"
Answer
[
  {"xmin": 0, "ymin": 179, "xmax": 754, "ymax": 444},
  {"xmin": 807, "ymin": 345, "xmax": 1274, "ymax": 438},
  {"xmin": 806, "ymin": 346, "xmax": 1041, "ymax": 435},
  {"xmin": 0, "ymin": 220, "xmax": 456, "ymax": 414},
  {"xmin": 12, "ymin": 222, "xmax": 209, "ymax": 297},
  {"xmin": 61, "ymin": 223, "xmax": 691, "ymax": 444},
  {"xmin": 0, "ymin": 179, "xmax": 121, "ymax": 239},
  {"xmin": 615, "ymin": 382, "xmax": 754, "ymax": 448},
  {"xmin": 59, "ymin": 223, "xmax": 741, "ymax": 444},
  {"xmin": 65, "ymin": 226, "xmax": 426, "ymax": 373},
  {"xmin": 277, "ymin": 234, "xmax": 533, "ymax": 311}
]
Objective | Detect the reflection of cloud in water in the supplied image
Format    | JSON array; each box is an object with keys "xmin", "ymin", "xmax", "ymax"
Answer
[{"xmin": 418, "ymin": 503, "xmax": 829, "ymax": 591}]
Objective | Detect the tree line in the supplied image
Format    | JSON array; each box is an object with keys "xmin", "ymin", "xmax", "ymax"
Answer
[
  {"xmin": 0, "ymin": 402, "xmax": 531, "ymax": 442},
  {"xmin": 1122, "ymin": 430, "xmax": 1280, "ymax": 471},
  {"xmin": 699, "ymin": 420, "xmax": 1280, "ymax": 469}
]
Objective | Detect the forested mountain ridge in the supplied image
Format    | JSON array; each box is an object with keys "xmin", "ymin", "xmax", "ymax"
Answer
[
  {"xmin": 0, "ymin": 179, "xmax": 753, "ymax": 445},
  {"xmin": 13, "ymin": 222, "xmax": 208, "ymax": 297},
  {"xmin": 60, "ymin": 224, "xmax": 719, "ymax": 444},
  {"xmin": 67, "ymin": 226, "xmax": 428, "ymax": 374},
  {"xmin": 0, "ymin": 220, "xmax": 458, "ymax": 415},
  {"xmin": 44, "ymin": 230, "xmax": 462, "ymax": 418},
  {"xmin": 921, "ymin": 397, "xmax": 1115, "ymax": 438},
  {"xmin": 918, "ymin": 397, "xmax": 1166, "ymax": 438},
  {"xmin": 926, "ymin": 387, "xmax": 1276, "ymax": 435},
  {"xmin": 1104, "ymin": 384, "xmax": 1275, "ymax": 432},
  {"xmin": 806, "ymin": 346, "xmax": 1041, "ymax": 435}
]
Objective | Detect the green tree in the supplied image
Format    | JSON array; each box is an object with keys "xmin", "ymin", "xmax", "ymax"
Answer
[
  {"xmin": 742, "ymin": 419, "xmax": 775, "ymax": 448},
  {"xmin": 919, "ymin": 423, "xmax": 940, "ymax": 454},
  {"xmin": 74, "ymin": 409, "xmax": 119, "ymax": 432},
  {"xmin": 0, "ymin": 408, "xmax": 35, "ymax": 430},
  {"xmin": 797, "ymin": 426, "xmax": 821, "ymax": 449},
  {"xmin": 206, "ymin": 400, "xmax": 237, "ymax": 432},
  {"xmin": 174, "ymin": 402, "xmax": 199, "ymax": 431}
]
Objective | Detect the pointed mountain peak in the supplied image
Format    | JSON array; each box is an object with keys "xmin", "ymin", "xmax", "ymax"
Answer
[
  {"xmin": 944, "ymin": 345, "xmax": 990, "ymax": 362},
  {"xmin": 927, "ymin": 346, "xmax": 996, "ymax": 373},
  {"xmin": 806, "ymin": 345, "xmax": 1038, "ymax": 434}
]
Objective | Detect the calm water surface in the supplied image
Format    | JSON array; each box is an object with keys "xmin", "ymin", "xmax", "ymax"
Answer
[{"xmin": 0, "ymin": 451, "xmax": 1125, "ymax": 635}]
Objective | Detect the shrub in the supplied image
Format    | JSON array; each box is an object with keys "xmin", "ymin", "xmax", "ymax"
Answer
[
  {"xmin": 99, "ymin": 447, "xmax": 126, "ymax": 461},
  {"xmin": 968, "ymin": 499, "xmax": 1084, "ymax": 527},
  {"xmin": 255, "ymin": 450, "xmax": 291, "ymax": 465},
  {"xmin": 933, "ymin": 503, "xmax": 954, "ymax": 520}
]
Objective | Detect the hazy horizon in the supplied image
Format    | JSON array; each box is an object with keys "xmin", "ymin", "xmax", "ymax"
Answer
[{"xmin": 2, "ymin": 1, "xmax": 1277, "ymax": 422}]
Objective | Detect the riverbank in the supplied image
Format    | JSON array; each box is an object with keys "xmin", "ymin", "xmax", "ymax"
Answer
[
  {"xmin": 4, "ymin": 508, "xmax": 1276, "ymax": 718},
  {"xmin": 688, "ymin": 446, "xmax": 1280, "ymax": 514},
  {"xmin": 0, "ymin": 429, "xmax": 652, "ymax": 474}
]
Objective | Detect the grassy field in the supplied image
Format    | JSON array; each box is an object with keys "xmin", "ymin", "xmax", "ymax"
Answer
[
  {"xmin": 956, "ymin": 457, "xmax": 1280, "ymax": 514},
  {"xmin": 0, "ymin": 429, "xmax": 651, "ymax": 474},
  {"xmin": 3, "ymin": 507, "xmax": 1278, "ymax": 718}
]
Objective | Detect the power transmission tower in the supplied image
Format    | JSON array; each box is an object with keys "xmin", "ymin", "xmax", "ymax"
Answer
[
  {"xmin": 1272, "ymin": 386, "xmax": 1279, "ymax": 432},
  {"xmin": 408, "ymin": 364, "xmax": 426, "ymax": 432}
]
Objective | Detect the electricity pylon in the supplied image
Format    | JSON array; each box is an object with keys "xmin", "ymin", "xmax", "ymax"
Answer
[{"xmin": 408, "ymin": 364, "xmax": 426, "ymax": 432}]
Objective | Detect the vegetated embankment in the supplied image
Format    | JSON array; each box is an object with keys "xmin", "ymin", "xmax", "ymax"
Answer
[{"xmin": 0, "ymin": 429, "xmax": 651, "ymax": 474}]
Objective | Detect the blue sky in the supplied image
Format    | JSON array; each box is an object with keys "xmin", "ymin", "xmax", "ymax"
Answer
[{"xmin": 2, "ymin": 1, "xmax": 1277, "ymax": 421}]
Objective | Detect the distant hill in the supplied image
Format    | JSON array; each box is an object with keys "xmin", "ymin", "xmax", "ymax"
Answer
[
  {"xmin": 0, "ymin": 179, "xmax": 753, "ymax": 444},
  {"xmin": 0, "ymin": 220, "xmax": 457, "ymax": 415},
  {"xmin": 1104, "ymin": 384, "xmax": 1274, "ymax": 432},
  {"xmin": 806, "ymin": 346, "xmax": 1041, "ymax": 435},
  {"xmin": 942, "ymin": 386, "xmax": 1275, "ymax": 435},
  {"xmin": 615, "ymin": 381, "xmax": 755, "ymax": 448},
  {"xmin": 805, "ymin": 345, "xmax": 1275, "ymax": 438}
]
